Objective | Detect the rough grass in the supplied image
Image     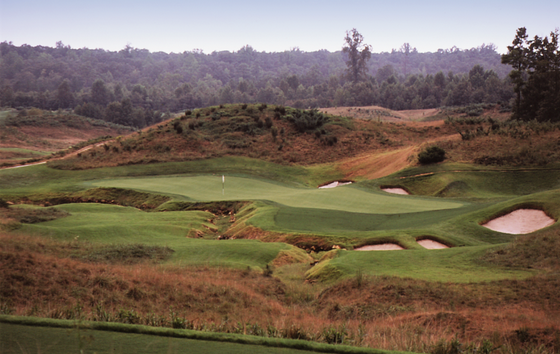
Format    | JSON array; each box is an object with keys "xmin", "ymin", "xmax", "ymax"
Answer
[
  {"xmin": 0, "ymin": 204, "xmax": 70, "ymax": 225},
  {"xmin": 0, "ymin": 109, "xmax": 131, "ymax": 166},
  {"xmin": 482, "ymin": 227, "xmax": 560, "ymax": 271},
  {"xmin": 1, "ymin": 231, "xmax": 559, "ymax": 353},
  {"xmin": 74, "ymin": 243, "xmax": 175, "ymax": 265},
  {"xmin": 45, "ymin": 104, "xmax": 457, "ymax": 170}
]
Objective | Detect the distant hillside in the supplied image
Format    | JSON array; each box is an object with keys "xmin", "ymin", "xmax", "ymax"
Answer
[{"xmin": 0, "ymin": 108, "xmax": 133, "ymax": 166}]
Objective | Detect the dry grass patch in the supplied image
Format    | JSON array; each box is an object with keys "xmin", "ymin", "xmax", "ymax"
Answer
[{"xmin": 1, "ymin": 231, "xmax": 559, "ymax": 352}]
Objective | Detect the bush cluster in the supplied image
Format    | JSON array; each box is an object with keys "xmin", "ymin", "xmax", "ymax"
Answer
[{"xmin": 418, "ymin": 146, "xmax": 446, "ymax": 164}]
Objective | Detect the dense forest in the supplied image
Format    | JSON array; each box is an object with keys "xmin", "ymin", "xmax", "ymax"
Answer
[
  {"xmin": 502, "ymin": 28, "xmax": 560, "ymax": 122},
  {"xmin": 0, "ymin": 40, "xmax": 514, "ymax": 127}
]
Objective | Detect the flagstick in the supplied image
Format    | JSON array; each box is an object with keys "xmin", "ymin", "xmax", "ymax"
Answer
[{"xmin": 222, "ymin": 175, "xmax": 225, "ymax": 195}]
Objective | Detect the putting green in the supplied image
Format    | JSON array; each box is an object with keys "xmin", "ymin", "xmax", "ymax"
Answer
[{"xmin": 93, "ymin": 175, "xmax": 465, "ymax": 214}]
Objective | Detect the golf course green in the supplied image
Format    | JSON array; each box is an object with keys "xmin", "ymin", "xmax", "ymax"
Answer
[{"xmin": 92, "ymin": 175, "xmax": 465, "ymax": 214}]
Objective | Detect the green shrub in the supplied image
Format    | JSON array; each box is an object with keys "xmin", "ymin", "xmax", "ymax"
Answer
[{"xmin": 418, "ymin": 146, "xmax": 446, "ymax": 164}]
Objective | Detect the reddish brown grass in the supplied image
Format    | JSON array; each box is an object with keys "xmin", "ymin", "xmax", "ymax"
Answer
[
  {"xmin": 1, "ymin": 231, "xmax": 559, "ymax": 352},
  {"xmin": 47, "ymin": 106, "xmax": 458, "ymax": 170}
]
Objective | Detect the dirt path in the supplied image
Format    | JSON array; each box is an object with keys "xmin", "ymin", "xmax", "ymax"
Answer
[
  {"xmin": 0, "ymin": 141, "xmax": 111, "ymax": 171},
  {"xmin": 340, "ymin": 147, "xmax": 417, "ymax": 180}
]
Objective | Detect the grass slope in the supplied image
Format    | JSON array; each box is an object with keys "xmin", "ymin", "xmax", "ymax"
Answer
[
  {"xmin": 20, "ymin": 203, "xmax": 291, "ymax": 270},
  {"xmin": 307, "ymin": 245, "xmax": 535, "ymax": 283},
  {"xmin": 0, "ymin": 318, "xmax": 408, "ymax": 354}
]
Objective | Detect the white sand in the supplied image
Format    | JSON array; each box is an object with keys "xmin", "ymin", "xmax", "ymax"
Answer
[
  {"xmin": 417, "ymin": 239, "xmax": 449, "ymax": 249},
  {"xmin": 482, "ymin": 209, "xmax": 555, "ymax": 234},
  {"xmin": 355, "ymin": 243, "xmax": 404, "ymax": 251},
  {"xmin": 319, "ymin": 181, "xmax": 352, "ymax": 189},
  {"xmin": 382, "ymin": 188, "xmax": 409, "ymax": 195}
]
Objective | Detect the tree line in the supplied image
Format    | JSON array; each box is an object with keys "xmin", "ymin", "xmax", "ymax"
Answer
[
  {"xmin": 0, "ymin": 39, "xmax": 514, "ymax": 127},
  {"xmin": 502, "ymin": 27, "xmax": 560, "ymax": 122}
]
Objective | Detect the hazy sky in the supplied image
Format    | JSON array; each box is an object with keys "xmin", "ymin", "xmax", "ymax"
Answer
[{"xmin": 1, "ymin": 0, "xmax": 559, "ymax": 54}]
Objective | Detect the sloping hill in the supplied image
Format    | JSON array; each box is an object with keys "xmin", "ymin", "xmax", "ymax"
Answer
[
  {"xmin": 47, "ymin": 104, "xmax": 457, "ymax": 171},
  {"xmin": 0, "ymin": 108, "xmax": 133, "ymax": 166}
]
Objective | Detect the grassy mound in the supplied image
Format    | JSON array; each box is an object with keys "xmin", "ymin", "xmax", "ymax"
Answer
[{"xmin": 46, "ymin": 104, "xmax": 457, "ymax": 170}]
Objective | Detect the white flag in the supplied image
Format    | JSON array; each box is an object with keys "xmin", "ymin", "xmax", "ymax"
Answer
[{"xmin": 222, "ymin": 175, "xmax": 225, "ymax": 183}]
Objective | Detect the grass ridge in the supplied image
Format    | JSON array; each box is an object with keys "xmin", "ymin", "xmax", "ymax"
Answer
[{"xmin": 0, "ymin": 315, "xmax": 410, "ymax": 354}]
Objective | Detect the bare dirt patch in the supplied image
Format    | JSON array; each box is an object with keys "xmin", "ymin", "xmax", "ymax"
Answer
[
  {"xmin": 482, "ymin": 209, "xmax": 556, "ymax": 234},
  {"xmin": 340, "ymin": 147, "xmax": 417, "ymax": 180},
  {"xmin": 320, "ymin": 106, "xmax": 441, "ymax": 123},
  {"xmin": 355, "ymin": 243, "xmax": 405, "ymax": 251}
]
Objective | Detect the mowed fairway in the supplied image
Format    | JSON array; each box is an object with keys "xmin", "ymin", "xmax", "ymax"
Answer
[
  {"xmin": 1, "ymin": 322, "xmax": 372, "ymax": 354},
  {"xmin": 93, "ymin": 175, "xmax": 465, "ymax": 214},
  {"xmin": 21, "ymin": 203, "xmax": 292, "ymax": 269}
]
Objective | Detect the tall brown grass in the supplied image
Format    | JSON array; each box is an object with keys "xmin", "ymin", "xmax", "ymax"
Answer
[{"xmin": 1, "ymin": 231, "xmax": 559, "ymax": 353}]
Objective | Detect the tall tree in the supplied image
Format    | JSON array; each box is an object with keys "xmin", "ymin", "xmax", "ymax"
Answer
[
  {"xmin": 91, "ymin": 79, "xmax": 110, "ymax": 106},
  {"xmin": 502, "ymin": 27, "xmax": 560, "ymax": 121},
  {"xmin": 56, "ymin": 79, "xmax": 74, "ymax": 108},
  {"xmin": 342, "ymin": 29, "xmax": 372, "ymax": 83},
  {"xmin": 501, "ymin": 27, "xmax": 529, "ymax": 117}
]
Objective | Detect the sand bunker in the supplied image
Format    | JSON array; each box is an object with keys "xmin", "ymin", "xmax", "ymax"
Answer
[
  {"xmin": 319, "ymin": 181, "xmax": 352, "ymax": 189},
  {"xmin": 417, "ymin": 239, "xmax": 449, "ymax": 249},
  {"xmin": 482, "ymin": 209, "xmax": 555, "ymax": 234},
  {"xmin": 382, "ymin": 187, "xmax": 409, "ymax": 195},
  {"xmin": 355, "ymin": 243, "xmax": 404, "ymax": 251}
]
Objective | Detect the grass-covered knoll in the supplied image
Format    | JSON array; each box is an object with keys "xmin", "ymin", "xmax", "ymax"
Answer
[
  {"xmin": 46, "ymin": 103, "xmax": 456, "ymax": 170},
  {"xmin": 18, "ymin": 203, "xmax": 291, "ymax": 270},
  {"xmin": 379, "ymin": 163, "xmax": 560, "ymax": 199},
  {"xmin": 306, "ymin": 245, "xmax": 535, "ymax": 283}
]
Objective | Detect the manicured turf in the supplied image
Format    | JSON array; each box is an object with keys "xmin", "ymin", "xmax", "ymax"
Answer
[
  {"xmin": 306, "ymin": 245, "xmax": 535, "ymax": 283},
  {"xmin": 21, "ymin": 203, "xmax": 291, "ymax": 270},
  {"xmin": 93, "ymin": 175, "xmax": 465, "ymax": 214},
  {"xmin": 273, "ymin": 203, "xmax": 487, "ymax": 233},
  {"xmin": 0, "ymin": 322, "xmax": 392, "ymax": 354},
  {"xmin": 0, "ymin": 317, "xmax": 408, "ymax": 354},
  {"xmin": 3, "ymin": 158, "xmax": 560, "ymax": 283},
  {"xmin": 379, "ymin": 163, "xmax": 560, "ymax": 198}
]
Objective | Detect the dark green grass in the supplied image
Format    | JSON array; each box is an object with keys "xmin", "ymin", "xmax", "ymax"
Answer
[
  {"xmin": 19, "ymin": 203, "xmax": 292, "ymax": 270},
  {"xmin": 378, "ymin": 163, "xmax": 560, "ymax": 198},
  {"xmin": 3, "ymin": 158, "xmax": 560, "ymax": 283},
  {"xmin": 0, "ymin": 157, "xmax": 340, "ymax": 197},
  {"xmin": 274, "ymin": 203, "xmax": 487, "ymax": 233},
  {"xmin": 0, "ymin": 317, "xmax": 408, "ymax": 354},
  {"xmin": 306, "ymin": 245, "xmax": 535, "ymax": 283}
]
